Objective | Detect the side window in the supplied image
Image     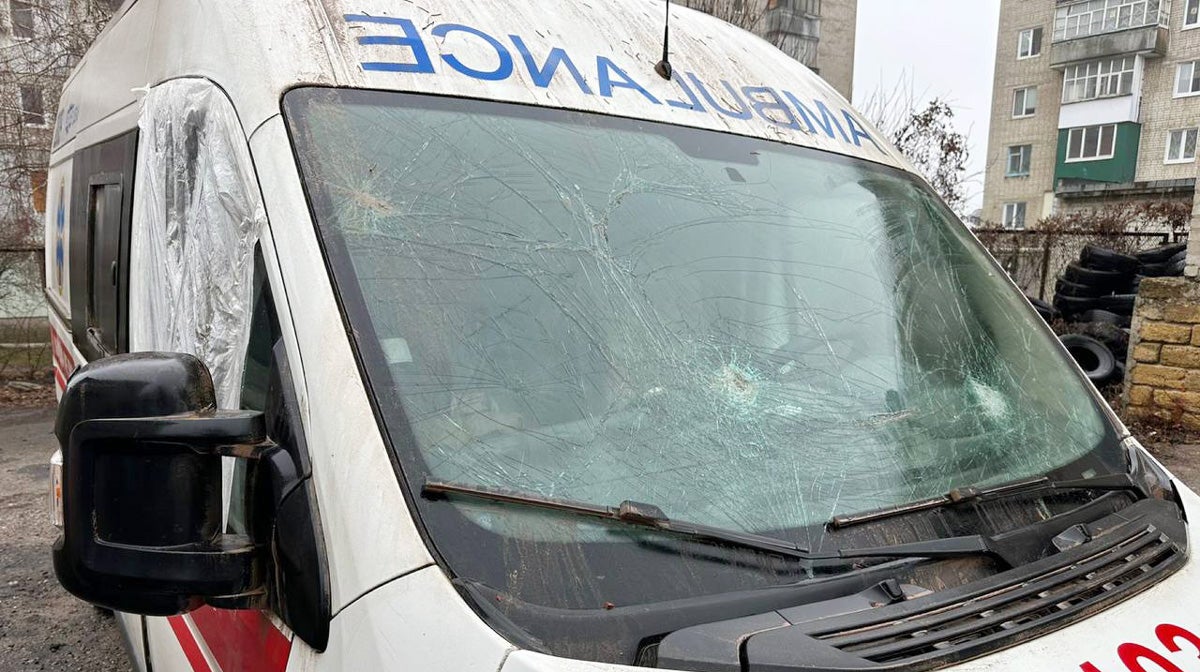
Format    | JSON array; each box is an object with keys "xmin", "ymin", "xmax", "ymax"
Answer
[
  {"xmin": 228, "ymin": 250, "xmax": 281, "ymax": 535},
  {"xmin": 87, "ymin": 181, "xmax": 122, "ymax": 353},
  {"xmin": 240, "ymin": 251, "xmax": 281, "ymax": 413},
  {"xmin": 69, "ymin": 131, "xmax": 137, "ymax": 359}
]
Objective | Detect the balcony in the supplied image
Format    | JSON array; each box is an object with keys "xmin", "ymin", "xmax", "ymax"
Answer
[
  {"xmin": 762, "ymin": 0, "xmax": 821, "ymax": 67},
  {"xmin": 1050, "ymin": 0, "xmax": 1169, "ymax": 66}
]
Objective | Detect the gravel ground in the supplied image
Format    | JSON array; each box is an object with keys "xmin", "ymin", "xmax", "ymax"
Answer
[
  {"xmin": 1146, "ymin": 440, "xmax": 1200, "ymax": 492},
  {"xmin": 0, "ymin": 406, "xmax": 129, "ymax": 672}
]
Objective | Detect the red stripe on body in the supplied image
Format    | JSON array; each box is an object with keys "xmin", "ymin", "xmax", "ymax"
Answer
[
  {"xmin": 49, "ymin": 327, "xmax": 74, "ymax": 393},
  {"xmin": 167, "ymin": 616, "xmax": 214, "ymax": 672},
  {"xmin": 189, "ymin": 607, "xmax": 292, "ymax": 672}
]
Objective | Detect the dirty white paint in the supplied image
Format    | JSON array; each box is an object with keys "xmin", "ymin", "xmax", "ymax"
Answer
[
  {"xmin": 326, "ymin": 0, "xmax": 911, "ymax": 169},
  {"xmin": 52, "ymin": 0, "xmax": 909, "ymax": 171},
  {"xmin": 286, "ymin": 566, "xmax": 516, "ymax": 672}
]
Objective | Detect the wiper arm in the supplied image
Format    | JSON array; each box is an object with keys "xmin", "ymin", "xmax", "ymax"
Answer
[
  {"xmin": 423, "ymin": 479, "xmax": 815, "ymax": 560},
  {"xmin": 829, "ymin": 472, "xmax": 1139, "ymax": 530},
  {"xmin": 423, "ymin": 479, "xmax": 1003, "ymax": 563}
]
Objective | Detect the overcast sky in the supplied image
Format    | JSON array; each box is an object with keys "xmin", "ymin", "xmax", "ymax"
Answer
[{"xmin": 853, "ymin": 0, "xmax": 1004, "ymax": 213}]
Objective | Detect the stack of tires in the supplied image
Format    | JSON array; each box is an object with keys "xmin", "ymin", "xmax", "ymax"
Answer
[
  {"xmin": 1044, "ymin": 242, "xmax": 1187, "ymax": 389},
  {"xmin": 1052, "ymin": 244, "xmax": 1141, "ymax": 325}
]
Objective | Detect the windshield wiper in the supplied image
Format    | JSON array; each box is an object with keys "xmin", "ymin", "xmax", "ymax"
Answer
[
  {"xmin": 829, "ymin": 472, "xmax": 1140, "ymax": 529},
  {"xmin": 422, "ymin": 479, "xmax": 1002, "ymax": 563}
]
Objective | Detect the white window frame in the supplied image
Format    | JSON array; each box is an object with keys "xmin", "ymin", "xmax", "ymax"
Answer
[
  {"xmin": 1176, "ymin": 61, "xmax": 1200, "ymax": 97},
  {"xmin": 1012, "ymin": 87, "xmax": 1038, "ymax": 117},
  {"xmin": 1185, "ymin": 0, "xmax": 1199, "ymax": 28},
  {"xmin": 1053, "ymin": 0, "xmax": 1171, "ymax": 41},
  {"xmin": 8, "ymin": 0, "xmax": 35, "ymax": 41},
  {"xmin": 18, "ymin": 85, "xmax": 45, "ymax": 127},
  {"xmin": 1061, "ymin": 57, "xmax": 1137, "ymax": 103},
  {"xmin": 1065, "ymin": 124, "xmax": 1118, "ymax": 162},
  {"xmin": 1006, "ymin": 145, "xmax": 1033, "ymax": 176},
  {"xmin": 1017, "ymin": 27, "xmax": 1043, "ymax": 59},
  {"xmin": 1165, "ymin": 128, "xmax": 1198, "ymax": 163},
  {"xmin": 1003, "ymin": 202, "xmax": 1027, "ymax": 230}
]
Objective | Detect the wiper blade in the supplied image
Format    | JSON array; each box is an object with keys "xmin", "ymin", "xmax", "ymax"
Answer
[
  {"xmin": 829, "ymin": 472, "xmax": 1139, "ymax": 530},
  {"xmin": 423, "ymin": 479, "xmax": 1002, "ymax": 562},
  {"xmin": 423, "ymin": 479, "xmax": 815, "ymax": 559}
]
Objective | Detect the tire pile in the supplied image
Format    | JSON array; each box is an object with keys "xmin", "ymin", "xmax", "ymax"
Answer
[{"xmin": 1027, "ymin": 242, "xmax": 1187, "ymax": 388}]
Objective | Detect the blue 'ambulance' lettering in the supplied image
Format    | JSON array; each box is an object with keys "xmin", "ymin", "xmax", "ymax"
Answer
[
  {"xmin": 686, "ymin": 73, "xmax": 752, "ymax": 120},
  {"xmin": 664, "ymin": 75, "xmax": 704, "ymax": 112},
  {"xmin": 743, "ymin": 86, "xmax": 801, "ymax": 131},
  {"xmin": 348, "ymin": 15, "xmax": 434, "ymax": 73},
  {"xmin": 782, "ymin": 92, "xmax": 851, "ymax": 143},
  {"xmin": 842, "ymin": 112, "xmax": 883, "ymax": 150},
  {"xmin": 509, "ymin": 35, "xmax": 593, "ymax": 95},
  {"xmin": 345, "ymin": 14, "xmax": 881, "ymax": 154},
  {"xmin": 596, "ymin": 56, "xmax": 660, "ymax": 104},
  {"xmin": 431, "ymin": 23, "xmax": 514, "ymax": 81}
]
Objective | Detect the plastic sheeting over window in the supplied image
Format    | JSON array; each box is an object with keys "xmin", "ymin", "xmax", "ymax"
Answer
[{"xmin": 129, "ymin": 79, "xmax": 265, "ymax": 409}]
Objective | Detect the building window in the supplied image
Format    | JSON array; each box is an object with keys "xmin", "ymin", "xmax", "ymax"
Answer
[
  {"xmin": 29, "ymin": 169, "xmax": 46, "ymax": 213},
  {"xmin": 1053, "ymin": 0, "xmax": 1170, "ymax": 41},
  {"xmin": 1006, "ymin": 145, "xmax": 1033, "ymax": 176},
  {"xmin": 1012, "ymin": 87, "xmax": 1038, "ymax": 117},
  {"xmin": 1186, "ymin": 0, "xmax": 1199, "ymax": 27},
  {"xmin": 1003, "ymin": 202, "xmax": 1027, "ymax": 230},
  {"xmin": 1176, "ymin": 61, "xmax": 1200, "ymax": 97},
  {"xmin": 1066, "ymin": 124, "xmax": 1117, "ymax": 161},
  {"xmin": 1017, "ymin": 27, "xmax": 1043, "ymax": 58},
  {"xmin": 9, "ymin": 0, "xmax": 33, "ymax": 38},
  {"xmin": 1062, "ymin": 56, "xmax": 1136, "ymax": 103},
  {"xmin": 19, "ymin": 86, "xmax": 44, "ymax": 126},
  {"xmin": 1165, "ymin": 128, "xmax": 1198, "ymax": 163}
]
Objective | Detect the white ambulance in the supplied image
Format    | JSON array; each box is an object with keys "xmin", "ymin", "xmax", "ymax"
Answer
[{"xmin": 44, "ymin": 0, "xmax": 1200, "ymax": 670}]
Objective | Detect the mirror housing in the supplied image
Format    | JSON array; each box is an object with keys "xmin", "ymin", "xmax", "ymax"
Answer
[{"xmin": 52, "ymin": 352, "xmax": 270, "ymax": 615}]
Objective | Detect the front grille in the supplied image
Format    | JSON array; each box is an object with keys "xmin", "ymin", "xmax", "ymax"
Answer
[{"xmin": 812, "ymin": 525, "xmax": 1182, "ymax": 668}]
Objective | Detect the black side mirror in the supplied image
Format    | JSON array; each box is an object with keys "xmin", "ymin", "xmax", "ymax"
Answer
[{"xmin": 52, "ymin": 352, "xmax": 271, "ymax": 615}]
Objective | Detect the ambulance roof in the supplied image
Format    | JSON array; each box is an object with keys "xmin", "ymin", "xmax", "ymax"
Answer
[{"xmin": 53, "ymin": 0, "xmax": 908, "ymax": 170}]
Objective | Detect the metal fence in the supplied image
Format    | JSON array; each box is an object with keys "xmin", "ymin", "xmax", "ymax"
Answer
[{"xmin": 973, "ymin": 228, "xmax": 1187, "ymax": 301}]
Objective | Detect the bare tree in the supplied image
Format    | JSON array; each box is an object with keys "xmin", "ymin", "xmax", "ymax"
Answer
[
  {"xmin": 0, "ymin": 0, "xmax": 114, "ymax": 378},
  {"xmin": 0, "ymin": 0, "xmax": 113, "ymax": 236},
  {"xmin": 858, "ymin": 78, "xmax": 975, "ymax": 216},
  {"xmin": 891, "ymin": 100, "xmax": 970, "ymax": 215}
]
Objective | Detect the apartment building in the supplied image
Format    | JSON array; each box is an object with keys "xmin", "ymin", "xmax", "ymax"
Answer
[
  {"xmin": 981, "ymin": 0, "xmax": 1200, "ymax": 229},
  {"xmin": 685, "ymin": 0, "xmax": 857, "ymax": 100}
]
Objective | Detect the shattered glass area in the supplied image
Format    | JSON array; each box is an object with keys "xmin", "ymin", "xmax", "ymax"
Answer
[
  {"xmin": 286, "ymin": 90, "xmax": 1109, "ymax": 541},
  {"xmin": 129, "ymin": 79, "xmax": 265, "ymax": 409}
]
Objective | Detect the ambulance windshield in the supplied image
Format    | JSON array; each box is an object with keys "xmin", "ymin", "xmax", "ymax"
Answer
[{"xmin": 283, "ymin": 87, "xmax": 1118, "ymax": 573}]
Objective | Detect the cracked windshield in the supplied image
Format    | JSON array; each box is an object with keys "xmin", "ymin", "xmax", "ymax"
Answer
[{"xmin": 285, "ymin": 88, "xmax": 1109, "ymax": 544}]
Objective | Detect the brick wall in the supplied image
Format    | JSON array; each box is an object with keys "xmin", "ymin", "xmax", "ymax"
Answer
[{"xmin": 1126, "ymin": 277, "xmax": 1200, "ymax": 429}]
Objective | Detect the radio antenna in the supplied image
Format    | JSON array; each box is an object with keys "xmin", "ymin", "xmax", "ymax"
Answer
[{"xmin": 654, "ymin": 0, "xmax": 672, "ymax": 79}]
